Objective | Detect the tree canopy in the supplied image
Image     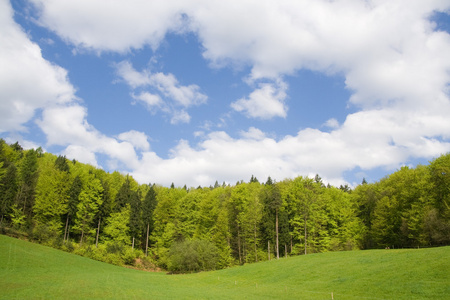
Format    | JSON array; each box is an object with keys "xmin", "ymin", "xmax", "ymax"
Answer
[{"xmin": 0, "ymin": 139, "xmax": 448, "ymax": 272}]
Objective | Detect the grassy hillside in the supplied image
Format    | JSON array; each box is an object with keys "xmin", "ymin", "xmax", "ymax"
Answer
[{"xmin": 1, "ymin": 235, "xmax": 449, "ymax": 299}]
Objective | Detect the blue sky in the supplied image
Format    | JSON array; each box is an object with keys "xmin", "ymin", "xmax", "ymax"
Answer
[{"xmin": 1, "ymin": 0, "xmax": 450, "ymax": 187}]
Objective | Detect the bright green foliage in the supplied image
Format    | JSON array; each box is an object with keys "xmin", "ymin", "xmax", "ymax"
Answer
[
  {"xmin": 151, "ymin": 187, "xmax": 187, "ymax": 265},
  {"xmin": 73, "ymin": 175, "xmax": 104, "ymax": 244},
  {"xmin": 104, "ymin": 207, "xmax": 131, "ymax": 246},
  {"xmin": 427, "ymin": 154, "xmax": 450, "ymax": 245},
  {"xmin": 9, "ymin": 203, "xmax": 26, "ymax": 229},
  {"xmin": 0, "ymin": 141, "xmax": 449, "ymax": 272},
  {"xmin": 229, "ymin": 182, "xmax": 263, "ymax": 263},
  {"xmin": 34, "ymin": 155, "xmax": 71, "ymax": 233},
  {"xmin": 64, "ymin": 175, "xmax": 82, "ymax": 241}
]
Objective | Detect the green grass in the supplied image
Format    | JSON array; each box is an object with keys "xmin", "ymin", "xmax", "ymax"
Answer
[{"xmin": 1, "ymin": 235, "xmax": 449, "ymax": 299}]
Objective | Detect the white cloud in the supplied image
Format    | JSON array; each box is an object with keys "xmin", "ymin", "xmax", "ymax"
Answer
[
  {"xmin": 170, "ymin": 110, "xmax": 191, "ymax": 124},
  {"xmin": 323, "ymin": 118, "xmax": 340, "ymax": 129},
  {"xmin": 117, "ymin": 130, "xmax": 150, "ymax": 151},
  {"xmin": 36, "ymin": 105, "xmax": 141, "ymax": 170},
  {"xmin": 4, "ymin": 0, "xmax": 449, "ymax": 188},
  {"xmin": 63, "ymin": 145, "xmax": 99, "ymax": 167},
  {"xmin": 132, "ymin": 108, "xmax": 450, "ymax": 187},
  {"xmin": 115, "ymin": 60, "xmax": 207, "ymax": 123},
  {"xmin": 132, "ymin": 92, "xmax": 163, "ymax": 109},
  {"xmin": 231, "ymin": 81, "xmax": 288, "ymax": 119},
  {"xmin": 0, "ymin": 0, "xmax": 76, "ymax": 132},
  {"xmin": 115, "ymin": 61, "xmax": 151, "ymax": 88},
  {"xmin": 239, "ymin": 127, "xmax": 266, "ymax": 140},
  {"xmin": 29, "ymin": 0, "xmax": 190, "ymax": 52}
]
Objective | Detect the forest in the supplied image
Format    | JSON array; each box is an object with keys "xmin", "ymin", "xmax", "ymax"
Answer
[{"xmin": 0, "ymin": 139, "xmax": 449, "ymax": 273}]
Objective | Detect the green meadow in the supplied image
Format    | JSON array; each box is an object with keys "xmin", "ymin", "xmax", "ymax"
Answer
[{"xmin": 1, "ymin": 234, "xmax": 449, "ymax": 299}]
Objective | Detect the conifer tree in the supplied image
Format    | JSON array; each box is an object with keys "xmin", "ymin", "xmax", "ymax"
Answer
[
  {"xmin": 64, "ymin": 175, "xmax": 82, "ymax": 241},
  {"xmin": 0, "ymin": 164, "xmax": 18, "ymax": 225},
  {"xmin": 142, "ymin": 185, "xmax": 157, "ymax": 256},
  {"xmin": 129, "ymin": 190, "xmax": 142, "ymax": 249},
  {"xmin": 15, "ymin": 149, "xmax": 39, "ymax": 225}
]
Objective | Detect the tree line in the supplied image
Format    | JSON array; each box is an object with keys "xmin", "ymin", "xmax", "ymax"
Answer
[{"xmin": 0, "ymin": 139, "xmax": 449, "ymax": 272}]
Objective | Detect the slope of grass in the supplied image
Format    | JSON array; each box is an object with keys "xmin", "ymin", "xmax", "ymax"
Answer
[{"xmin": 1, "ymin": 234, "xmax": 449, "ymax": 299}]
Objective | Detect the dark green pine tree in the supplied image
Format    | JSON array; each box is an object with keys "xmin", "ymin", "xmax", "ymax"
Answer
[
  {"xmin": 250, "ymin": 175, "xmax": 259, "ymax": 183},
  {"xmin": 54, "ymin": 155, "xmax": 70, "ymax": 173},
  {"xmin": 114, "ymin": 176, "xmax": 132, "ymax": 212},
  {"xmin": 0, "ymin": 164, "xmax": 18, "ymax": 225},
  {"xmin": 129, "ymin": 190, "xmax": 142, "ymax": 249},
  {"xmin": 15, "ymin": 149, "xmax": 39, "ymax": 225},
  {"xmin": 64, "ymin": 175, "xmax": 82, "ymax": 241},
  {"xmin": 261, "ymin": 177, "xmax": 282, "ymax": 259},
  {"xmin": 142, "ymin": 185, "xmax": 157, "ymax": 256}
]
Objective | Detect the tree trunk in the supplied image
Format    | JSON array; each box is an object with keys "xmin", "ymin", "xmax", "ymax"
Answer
[
  {"xmin": 304, "ymin": 215, "xmax": 307, "ymax": 255},
  {"xmin": 80, "ymin": 229, "xmax": 84, "ymax": 245},
  {"xmin": 291, "ymin": 235, "xmax": 293, "ymax": 253},
  {"xmin": 64, "ymin": 215, "xmax": 69, "ymax": 242},
  {"xmin": 285, "ymin": 244, "xmax": 287, "ymax": 258},
  {"xmin": 268, "ymin": 240, "xmax": 270, "ymax": 260},
  {"xmin": 80, "ymin": 217, "xmax": 86, "ymax": 244},
  {"xmin": 238, "ymin": 226, "xmax": 242, "ymax": 264},
  {"xmin": 96, "ymin": 217, "xmax": 101, "ymax": 248},
  {"xmin": 276, "ymin": 208, "xmax": 279, "ymax": 259},
  {"xmin": 254, "ymin": 223, "xmax": 258, "ymax": 262},
  {"xmin": 145, "ymin": 223, "xmax": 150, "ymax": 257},
  {"xmin": 132, "ymin": 237, "xmax": 135, "ymax": 250}
]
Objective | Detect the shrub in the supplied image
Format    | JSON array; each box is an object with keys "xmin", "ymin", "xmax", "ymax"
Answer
[{"xmin": 167, "ymin": 239, "xmax": 219, "ymax": 273}]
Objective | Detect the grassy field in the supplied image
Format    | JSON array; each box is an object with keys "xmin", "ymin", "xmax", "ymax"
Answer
[{"xmin": 1, "ymin": 234, "xmax": 449, "ymax": 299}]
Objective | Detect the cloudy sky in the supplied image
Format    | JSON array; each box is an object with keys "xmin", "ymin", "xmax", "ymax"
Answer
[{"xmin": 1, "ymin": 0, "xmax": 450, "ymax": 187}]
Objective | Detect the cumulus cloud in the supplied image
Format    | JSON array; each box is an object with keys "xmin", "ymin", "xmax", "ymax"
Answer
[
  {"xmin": 4, "ymin": 0, "xmax": 449, "ymax": 187},
  {"xmin": 115, "ymin": 60, "xmax": 207, "ymax": 123},
  {"xmin": 117, "ymin": 130, "xmax": 150, "ymax": 151},
  {"xmin": 231, "ymin": 81, "xmax": 288, "ymax": 119},
  {"xmin": 29, "ymin": 0, "xmax": 190, "ymax": 52},
  {"xmin": 132, "ymin": 92, "xmax": 163, "ymax": 110},
  {"xmin": 0, "ymin": 0, "xmax": 76, "ymax": 132},
  {"xmin": 36, "ymin": 105, "xmax": 141, "ymax": 170},
  {"xmin": 323, "ymin": 118, "xmax": 340, "ymax": 129}
]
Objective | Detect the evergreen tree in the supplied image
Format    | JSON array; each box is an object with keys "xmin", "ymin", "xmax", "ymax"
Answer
[
  {"xmin": 64, "ymin": 175, "xmax": 82, "ymax": 241},
  {"xmin": 129, "ymin": 190, "xmax": 142, "ymax": 249},
  {"xmin": 0, "ymin": 164, "xmax": 18, "ymax": 225},
  {"xmin": 261, "ymin": 179, "xmax": 282, "ymax": 259},
  {"xmin": 54, "ymin": 155, "xmax": 70, "ymax": 173},
  {"xmin": 114, "ymin": 176, "xmax": 132, "ymax": 212},
  {"xmin": 142, "ymin": 185, "xmax": 157, "ymax": 256},
  {"xmin": 15, "ymin": 149, "xmax": 39, "ymax": 225}
]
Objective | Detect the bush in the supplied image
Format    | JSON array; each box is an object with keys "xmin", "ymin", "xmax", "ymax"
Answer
[{"xmin": 167, "ymin": 239, "xmax": 219, "ymax": 273}]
